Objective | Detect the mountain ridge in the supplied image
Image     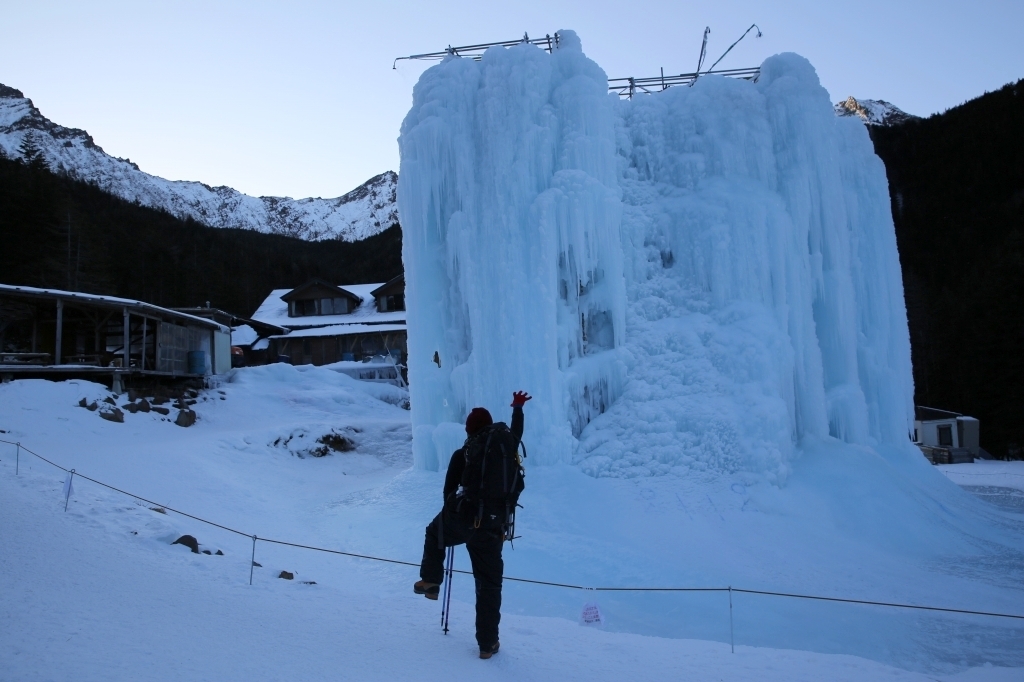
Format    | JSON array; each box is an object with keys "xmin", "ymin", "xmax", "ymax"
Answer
[
  {"xmin": 834, "ymin": 96, "xmax": 918, "ymax": 126},
  {"xmin": 0, "ymin": 83, "xmax": 397, "ymax": 242}
]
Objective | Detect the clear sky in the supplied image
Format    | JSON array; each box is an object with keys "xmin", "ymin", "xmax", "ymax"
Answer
[{"xmin": 3, "ymin": 1, "xmax": 1021, "ymax": 200}]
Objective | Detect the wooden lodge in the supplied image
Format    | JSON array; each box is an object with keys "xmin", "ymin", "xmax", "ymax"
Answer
[{"xmin": 251, "ymin": 275, "xmax": 407, "ymax": 367}]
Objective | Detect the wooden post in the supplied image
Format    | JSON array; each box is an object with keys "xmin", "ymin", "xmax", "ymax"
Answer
[
  {"xmin": 31, "ymin": 309, "xmax": 38, "ymax": 353},
  {"xmin": 123, "ymin": 307, "xmax": 130, "ymax": 369},
  {"xmin": 55, "ymin": 299, "xmax": 64, "ymax": 365},
  {"xmin": 140, "ymin": 317, "xmax": 147, "ymax": 370}
]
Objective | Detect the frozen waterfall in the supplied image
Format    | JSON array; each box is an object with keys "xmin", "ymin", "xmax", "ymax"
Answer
[{"xmin": 397, "ymin": 31, "xmax": 914, "ymax": 479}]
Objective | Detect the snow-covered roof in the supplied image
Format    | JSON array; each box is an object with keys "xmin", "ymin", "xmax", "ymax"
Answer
[
  {"xmin": 231, "ymin": 325, "xmax": 259, "ymax": 347},
  {"xmin": 269, "ymin": 323, "xmax": 406, "ymax": 339},
  {"xmin": 252, "ymin": 283, "xmax": 406, "ymax": 329},
  {"xmin": 0, "ymin": 283, "xmax": 229, "ymax": 333}
]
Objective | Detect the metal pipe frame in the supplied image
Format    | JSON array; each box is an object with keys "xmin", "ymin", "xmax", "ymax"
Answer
[{"xmin": 394, "ymin": 32, "xmax": 560, "ymax": 67}]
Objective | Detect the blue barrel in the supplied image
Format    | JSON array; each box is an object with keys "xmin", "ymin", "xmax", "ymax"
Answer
[{"xmin": 187, "ymin": 350, "xmax": 206, "ymax": 375}]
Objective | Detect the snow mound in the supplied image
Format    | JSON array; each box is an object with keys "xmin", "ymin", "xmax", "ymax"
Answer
[{"xmin": 399, "ymin": 35, "xmax": 914, "ymax": 481}]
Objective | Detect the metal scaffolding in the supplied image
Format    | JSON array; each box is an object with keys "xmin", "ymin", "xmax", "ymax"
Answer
[
  {"xmin": 608, "ymin": 67, "xmax": 761, "ymax": 99},
  {"xmin": 394, "ymin": 26, "xmax": 762, "ymax": 99},
  {"xmin": 393, "ymin": 32, "xmax": 560, "ymax": 68}
]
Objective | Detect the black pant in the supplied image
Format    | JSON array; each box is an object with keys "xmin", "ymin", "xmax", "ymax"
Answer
[{"xmin": 421, "ymin": 509, "xmax": 504, "ymax": 648}]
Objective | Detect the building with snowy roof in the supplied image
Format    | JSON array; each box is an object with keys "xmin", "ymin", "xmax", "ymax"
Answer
[
  {"xmin": 913, "ymin": 406, "xmax": 983, "ymax": 464},
  {"xmin": 0, "ymin": 283, "xmax": 231, "ymax": 389},
  {"xmin": 251, "ymin": 275, "xmax": 406, "ymax": 366}
]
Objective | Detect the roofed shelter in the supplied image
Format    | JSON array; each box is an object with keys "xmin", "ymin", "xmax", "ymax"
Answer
[
  {"xmin": 913, "ymin": 406, "xmax": 984, "ymax": 464},
  {"xmin": 0, "ymin": 284, "xmax": 230, "ymax": 388}
]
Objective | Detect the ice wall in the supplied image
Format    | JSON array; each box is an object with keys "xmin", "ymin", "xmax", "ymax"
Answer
[{"xmin": 398, "ymin": 32, "xmax": 914, "ymax": 478}]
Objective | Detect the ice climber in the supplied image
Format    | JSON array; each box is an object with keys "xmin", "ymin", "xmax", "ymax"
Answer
[{"xmin": 414, "ymin": 390, "xmax": 531, "ymax": 659}]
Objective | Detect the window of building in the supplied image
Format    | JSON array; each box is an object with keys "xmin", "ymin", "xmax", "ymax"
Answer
[
  {"xmin": 379, "ymin": 294, "xmax": 405, "ymax": 312},
  {"xmin": 288, "ymin": 295, "xmax": 351, "ymax": 317},
  {"xmin": 937, "ymin": 424, "xmax": 953, "ymax": 447}
]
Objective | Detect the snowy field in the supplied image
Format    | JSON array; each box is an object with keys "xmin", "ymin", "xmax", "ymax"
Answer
[{"xmin": 2, "ymin": 369, "xmax": 1023, "ymax": 680}]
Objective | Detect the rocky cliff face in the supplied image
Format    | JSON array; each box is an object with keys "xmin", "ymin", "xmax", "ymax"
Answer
[
  {"xmin": 0, "ymin": 84, "xmax": 397, "ymax": 242},
  {"xmin": 834, "ymin": 96, "xmax": 918, "ymax": 126}
]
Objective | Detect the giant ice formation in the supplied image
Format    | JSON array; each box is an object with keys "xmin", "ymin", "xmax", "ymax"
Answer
[{"xmin": 398, "ymin": 31, "xmax": 914, "ymax": 481}]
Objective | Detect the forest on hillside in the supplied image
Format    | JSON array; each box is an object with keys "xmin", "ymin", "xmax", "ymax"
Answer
[
  {"xmin": 871, "ymin": 79, "xmax": 1024, "ymax": 458},
  {"xmin": 0, "ymin": 155, "xmax": 403, "ymax": 316}
]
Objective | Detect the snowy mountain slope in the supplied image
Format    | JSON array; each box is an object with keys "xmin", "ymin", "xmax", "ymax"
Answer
[
  {"xmin": 835, "ymin": 96, "xmax": 918, "ymax": 126},
  {"xmin": 0, "ymin": 83, "xmax": 397, "ymax": 241}
]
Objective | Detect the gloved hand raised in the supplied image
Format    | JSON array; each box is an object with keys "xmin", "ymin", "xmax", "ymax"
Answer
[{"xmin": 511, "ymin": 391, "xmax": 532, "ymax": 408}]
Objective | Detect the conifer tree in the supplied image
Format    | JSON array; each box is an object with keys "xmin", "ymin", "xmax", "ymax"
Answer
[{"xmin": 18, "ymin": 134, "xmax": 46, "ymax": 171}]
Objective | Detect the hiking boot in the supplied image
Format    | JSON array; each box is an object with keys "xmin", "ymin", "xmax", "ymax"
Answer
[
  {"xmin": 413, "ymin": 580, "xmax": 440, "ymax": 600},
  {"xmin": 479, "ymin": 641, "xmax": 500, "ymax": 659}
]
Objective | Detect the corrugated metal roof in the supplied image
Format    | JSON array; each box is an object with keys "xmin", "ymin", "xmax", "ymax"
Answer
[{"xmin": 0, "ymin": 284, "xmax": 229, "ymax": 333}]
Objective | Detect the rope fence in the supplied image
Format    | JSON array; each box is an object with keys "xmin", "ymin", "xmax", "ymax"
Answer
[
  {"xmin": 3, "ymin": 435, "xmax": 1022, "ymax": 650},
  {"xmin": 940, "ymin": 470, "xmax": 1024, "ymax": 478}
]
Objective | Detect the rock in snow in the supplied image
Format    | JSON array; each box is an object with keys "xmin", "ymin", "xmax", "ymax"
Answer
[
  {"xmin": 172, "ymin": 535, "xmax": 200, "ymax": 553},
  {"xmin": 174, "ymin": 409, "xmax": 197, "ymax": 428},
  {"xmin": 834, "ymin": 96, "xmax": 918, "ymax": 126},
  {"xmin": 0, "ymin": 83, "xmax": 397, "ymax": 242}
]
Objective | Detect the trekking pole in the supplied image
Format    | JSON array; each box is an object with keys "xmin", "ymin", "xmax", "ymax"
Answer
[{"xmin": 441, "ymin": 546, "xmax": 455, "ymax": 634}]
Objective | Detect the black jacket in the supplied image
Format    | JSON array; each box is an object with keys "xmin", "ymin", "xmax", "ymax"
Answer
[{"xmin": 443, "ymin": 404, "xmax": 524, "ymax": 503}]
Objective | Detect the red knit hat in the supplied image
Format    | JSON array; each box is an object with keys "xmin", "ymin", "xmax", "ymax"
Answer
[{"xmin": 465, "ymin": 407, "xmax": 493, "ymax": 435}]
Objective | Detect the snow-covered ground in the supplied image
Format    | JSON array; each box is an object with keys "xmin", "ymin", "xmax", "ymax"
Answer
[
  {"xmin": 2, "ymin": 371, "xmax": 1022, "ymax": 680},
  {"xmin": 939, "ymin": 461, "xmax": 1024, "ymax": 515}
]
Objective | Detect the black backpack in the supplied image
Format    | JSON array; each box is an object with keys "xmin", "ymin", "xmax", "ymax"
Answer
[{"xmin": 459, "ymin": 422, "xmax": 526, "ymax": 541}]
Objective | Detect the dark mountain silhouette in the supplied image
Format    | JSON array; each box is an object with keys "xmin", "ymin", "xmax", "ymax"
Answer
[
  {"xmin": 870, "ymin": 79, "xmax": 1024, "ymax": 457},
  {"xmin": 0, "ymin": 154, "xmax": 402, "ymax": 316}
]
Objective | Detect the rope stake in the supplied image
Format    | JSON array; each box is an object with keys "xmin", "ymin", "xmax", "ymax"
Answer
[
  {"xmin": 729, "ymin": 586, "xmax": 735, "ymax": 653},
  {"xmin": 64, "ymin": 469, "xmax": 75, "ymax": 512},
  {"xmin": 250, "ymin": 535, "xmax": 258, "ymax": 586}
]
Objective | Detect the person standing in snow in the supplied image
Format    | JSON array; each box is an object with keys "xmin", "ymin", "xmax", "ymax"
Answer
[{"xmin": 414, "ymin": 390, "xmax": 531, "ymax": 659}]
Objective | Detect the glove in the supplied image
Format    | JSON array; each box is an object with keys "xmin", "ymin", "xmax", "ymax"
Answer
[{"xmin": 511, "ymin": 391, "xmax": 532, "ymax": 408}]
